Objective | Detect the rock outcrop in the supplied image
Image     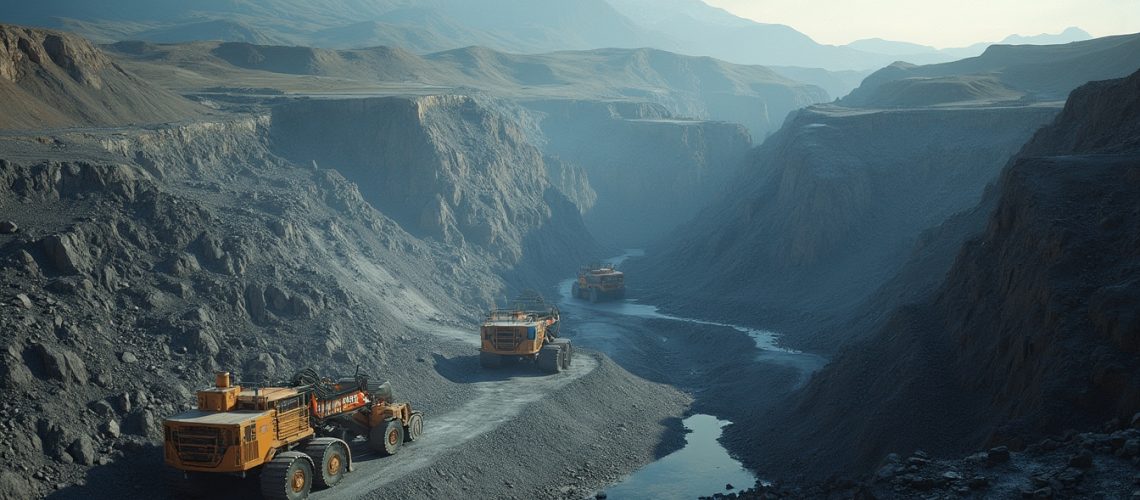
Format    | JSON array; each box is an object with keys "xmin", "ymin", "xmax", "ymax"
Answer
[{"xmin": 742, "ymin": 69, "xmax": 1140, "ymax": 481}]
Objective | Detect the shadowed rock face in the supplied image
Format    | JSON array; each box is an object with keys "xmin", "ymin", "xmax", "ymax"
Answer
[
  {"xmin": 632, "ymin": 103, "xmax": 1057, "ymax": 327},
  {"xmin": 526, "ymin": 99, "xmax": 753, "ymax": 247},
  {"xmin": 0, "ymin": 24, "xmax": 201, "ymax": 129},
  {"xmin": 743, "ymin": 69, "xmax": 1140, "ymax": 482}
]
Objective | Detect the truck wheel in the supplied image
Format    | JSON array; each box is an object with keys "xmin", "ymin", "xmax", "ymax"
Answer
[
  {"xmin": 302, "ymin": 438, "xmax": 350, "ymax": 489},
  {"xmin": 479, "ymin": 351, "xmax": 501, "ymax": 369},
  {"xmin": 404, "ymin": 412, "xmax": 424, "ymax": 442},
  {"xmin": 369, "ymin": 419, "xmax": 404, "ymax": 456},
  {"xmin": 260, "ymin": 452, "xmax": 314, "ymax": 500},
  {"xmin": 551, "ymin": 339, "xmax": 572, "ymax": 370},
  {"xmin": 538, "ymin": 345, "xmax": 562, "ymax": 373},
  {"xmin": 589, "ymin": 288, "xmax": 598, "ymax": 303}
]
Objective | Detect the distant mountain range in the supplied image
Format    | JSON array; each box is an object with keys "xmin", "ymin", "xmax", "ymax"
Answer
[
  {"xmin": 0, "ymin": 0, "xmax": 1098, "ymax": 73},
  {"xmin": 843, "ymin": 26, "xmax": 1093, "ymax": 65}
]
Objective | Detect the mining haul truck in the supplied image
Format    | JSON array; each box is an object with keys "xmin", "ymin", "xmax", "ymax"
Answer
[
  {"xmin": 479, "ymin": 290, "xmax": 573, "ymax": 373},
  {"xmin": 572, "ymin": 263, "xmax": 625, "ymax": 302},
  {"xmin": 163, "ymin": 369, "xmax": 423, "ymax": 499}
]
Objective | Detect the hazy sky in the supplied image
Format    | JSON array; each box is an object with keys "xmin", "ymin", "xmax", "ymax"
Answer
[{"xmin": 701, "ymin": 0, "xmax": 1140, "ymax": 47}]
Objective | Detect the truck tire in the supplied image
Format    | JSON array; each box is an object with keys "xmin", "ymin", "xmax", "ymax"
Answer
[
  {"xmin": 301, "ymin": 438, "xmax": 350, "ymax": 489},
  {"xmin": 589, "ymin": 288, "xmax": 598, "ymax": 303},
  {"xmin": 479, "ymin": 351, "xmax": 501, "ymax": 369},
  {"xmin": 404, "ymin": 411, "xmax": 424, "ymax": 442},
  {"xmin": 551, "ymin": 339, "xmax": 573, "ymax": 370},
  {"xmin": 369, "ymin": 419, "xmax": 404, "ymax": 456},
  {"xmin": 538, "ymin": 345, "xmax": 562, "ymax": 373},
  {"xmin": 260, "ymin": 451, "xmax": 314, "ymax": 500}
]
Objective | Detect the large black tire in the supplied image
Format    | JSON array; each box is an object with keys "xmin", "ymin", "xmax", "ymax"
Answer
[
  {"xmin": 369, "ymin": 419, "xmax": 404, "ymax": 456},
  {"xmin": 260, "ymin": 452, "xmax": 314, "ymax": 500},
  {"xmin": 301, "ymin": 438, "xmax": 350, "ymax": 489},
  {"xmin": 479, "ymin": 351, "xmax": 501, "ymax": 369},
  {"xmin": 538, "ymin": 345, "xmax": 563, "ymax": 373},
  {"xmin": 589, "ymin": 288, "xmax": 598, "ymax": 303},
  {"xmin": 404, "ymin": 412, "xmax": 424, "ymax": 443},
  {"xmin": 551, "ymin": 339, "xmax": 573, "ymax": 370}
]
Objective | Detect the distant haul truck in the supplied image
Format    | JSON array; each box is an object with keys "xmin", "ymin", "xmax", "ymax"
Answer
[
  {"xmin": 479, "ymin": 290, "xmax": 573, "ymax": 373},
  {"xmin": 163, "ymin": 369, "xmax": 423, "ymax": 499},
  {"xmin": 572, "ymin": 263, "xmax": 625, "ymax": 302}
]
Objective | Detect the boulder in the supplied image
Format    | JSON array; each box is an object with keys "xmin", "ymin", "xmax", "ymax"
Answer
[
  {"xmin": 1, "ymin": 344, "xmax": 35, "ymax": 389},
  {"xmin": 1120, "ymin": 439, "xmax": 1140, "ymax": 458},
  {"xmin": 99, "ymin": 420, "xmax": 120, "ymax": 438},
  {"xmin": 124, "ymin": 410, "xmax": 158, "ymax": 437},
  {"xmin": 87, "ymin": 399, "xmax": 114, "ymax": 417},
  {"xmin": 1069, "ymin": 450, "xmax": 1094, "ymax": 469},
  {"xmin": 986, "ymin": 446, "xmax": 1010, "ymax": 465},
  {"xmin": 186, "ymin": 328, "xmax": 220, "ymax": 357},
  {"xmin": 41, "ymin": 233, "xmax": 91, "ymax": 274},
  {"xmin": 119, "ymin": 351, "xmax": 138, "ymax": 364},
  {"xmin": 36, "ymin": 419, "xmax": 70, "ymax": 460},
  {"xmin": 31, "ymin": 344, "xmax": 88, "ymax": 385},
  {"xmin": 12, "ymin": 293, "xmax": 32, "ymax": 309},
  {"xmin": 244, "ymin": 283, "xmax": 267, "ymax": 323},
  {"xmin": 264, "ymin": 284, "xmax": 289, "ymax": 313},
  {"xmin": 0, "ymin": 470, "xmax": 33, "ymax": 499},
  {"xmin": 0, "ymin": 220, "xmax": 17, "ymax": 234},
  {"xmin": 67, "ymin": 436, "xmax": 96, "ymax": 465}
]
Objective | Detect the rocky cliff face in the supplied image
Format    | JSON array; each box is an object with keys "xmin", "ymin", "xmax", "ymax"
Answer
[
  {"xmin": 269, "ymin": 95, "xmax": 600, "ymax": 280},
  {"xmin": 526, "ymin": 99, "xmax": 753, "ymax": 247},
  {"xmin": 631, "ymin": 103, "xmax": 1057, "ymax": 333},
  {"xmin": 0, "ymin": 24, "xmax": 202, "ymax": 129},
  {"xmin": 743, "ymin": 69, "xmax": 1140, "ymax": 481}
]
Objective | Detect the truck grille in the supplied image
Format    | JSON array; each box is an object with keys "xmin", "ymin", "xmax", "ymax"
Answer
[
  {"xmin": 491, "ymin": 327, "xmax": 519, "ymax": 350},
  {"xmin": 172, "ymin": 426, "xmax": 228, "ymax": 466}
]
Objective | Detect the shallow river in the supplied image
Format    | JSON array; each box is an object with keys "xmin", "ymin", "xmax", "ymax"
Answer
[{"xmin": 557, "ymin": 250, "xmax": 826, "ymax": 499}]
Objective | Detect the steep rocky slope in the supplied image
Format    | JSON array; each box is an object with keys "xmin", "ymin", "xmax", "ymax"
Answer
[
  {"xmin": 742, "ymin": 69, "xmax": 1140, "ymax": 482},
  {"xmin": 526, "ymin": 99, "xmax": 753, "ymax": 247},
  {"xmin": 630, "ymin": 103, "xmax": 1058, "ymax": 336},
  {"xmin": 269, "ymin": 95, "xmax": 601, "ymax": 283},
  {"xmin": 843, "ymin": 33, "xmax": 1140, "ymax": 107},
  {"xmin": 0, "ymin": 25, "xmax": 203, "ymax": 130}
]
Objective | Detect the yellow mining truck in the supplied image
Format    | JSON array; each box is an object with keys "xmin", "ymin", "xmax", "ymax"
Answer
[
  {"xmin": 163, "ymin": 369, "xmax": 423, "ymax": 499},
  {"xmin": 572, "ymin": 263, "xmax": 625, "ymax": 302},
  {"xmin": 479, "ymin": 290, "xmax": 572, "ymax": 372}
]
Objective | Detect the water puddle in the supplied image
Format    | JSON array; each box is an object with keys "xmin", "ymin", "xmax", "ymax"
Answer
[{"xmin": 600, "ymin": 414, "xmax": 757, "ymax": 499}]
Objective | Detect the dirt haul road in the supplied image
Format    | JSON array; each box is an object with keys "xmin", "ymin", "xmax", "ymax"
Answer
[{"xmin": 323, "ymin": 328, "xmax": 598, "ymax": 498}]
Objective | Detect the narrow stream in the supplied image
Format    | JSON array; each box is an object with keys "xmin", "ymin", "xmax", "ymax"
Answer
[
  {"xmin": 559, "ymin": 250, "xmax": 827, "ymax": 499},
  {"xmin": 602, "ymin": 414, "xmax": 757, "ymax": 500}
]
